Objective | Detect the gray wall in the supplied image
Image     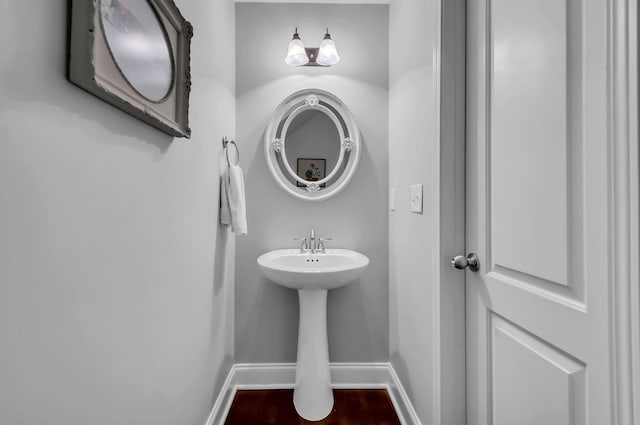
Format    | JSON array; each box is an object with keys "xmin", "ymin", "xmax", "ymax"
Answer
[
  {"xmin": 0, "ymin": 1, "xmax": 235, "ymax": 425},
  {"xmin": 235, "ymin": 3, "xmax": 389, "ymax": 363},
  {"xmin": 389, "ymin": 0, "xmax": 466, "ymax": 424},
  {"xmin": 388, "ymin": 0, "xmax": 438, "ymax": 418}
]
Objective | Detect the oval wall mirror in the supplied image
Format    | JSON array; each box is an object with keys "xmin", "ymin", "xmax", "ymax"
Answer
[
  {"xmin": 264, "ymin": 89, "xmax": 361, "ymax": 201},
  {"xmin": 99, "ymin": 0, "xmax": 174, "ymax": 102}
]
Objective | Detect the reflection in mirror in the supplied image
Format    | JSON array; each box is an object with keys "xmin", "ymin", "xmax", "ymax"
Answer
[
  {"xmin": 265, "ymin": 89, "xmax": 361, "ymax": 202},
  {"xmin": 100, "ymin": 0, "xmax": 174, "ymax": 102},
  {"xmin": 283, "ymin": 110, "xmax": 341, "ymax": 187}
]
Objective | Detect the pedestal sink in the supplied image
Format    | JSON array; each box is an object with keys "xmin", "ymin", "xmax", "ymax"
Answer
[{"xmin": 257, "ymin": 248, "xmax": 369, "ymax": 420}]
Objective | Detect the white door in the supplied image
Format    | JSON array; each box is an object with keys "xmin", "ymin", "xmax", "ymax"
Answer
[{"xmin": 465, "ymin": 1, "xmax": 614, "ymax": 424}]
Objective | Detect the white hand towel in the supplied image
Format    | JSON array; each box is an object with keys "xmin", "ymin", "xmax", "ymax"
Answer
[
  {"xmin": 220, "ymin": 164, "xmax": 247, "ymax": 235},
  {"xmin": 220, "ymin": 167, "xmax": 232, "ymax": 227}
]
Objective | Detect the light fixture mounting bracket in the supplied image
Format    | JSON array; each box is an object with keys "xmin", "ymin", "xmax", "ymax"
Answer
[{"xmin": 303, "ymin": 48, "xmax": 321, "ymax": 66}]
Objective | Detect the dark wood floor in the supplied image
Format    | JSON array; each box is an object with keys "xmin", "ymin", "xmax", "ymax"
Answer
[{"xmin": 223, "ymin": 389, "xmax": 402, "ymax": 425}]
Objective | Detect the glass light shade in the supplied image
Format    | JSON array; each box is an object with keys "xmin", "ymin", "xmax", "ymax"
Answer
[
  {"xmin": 285, "ymin": 34, "xmax": 309, "ymax": 66},
  {"xmin": 316, "ymin": 34, "xmax": 340, "ymax": 66}
]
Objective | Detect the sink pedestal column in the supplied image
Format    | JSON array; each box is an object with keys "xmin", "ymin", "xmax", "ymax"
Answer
[{"xmin": 294, "ymin": 289, "xmax": 333, "ymax": 420}]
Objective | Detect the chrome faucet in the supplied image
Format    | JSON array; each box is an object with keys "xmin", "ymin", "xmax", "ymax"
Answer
[
  {"xmin": 295, "ymin": 230, "xmax": 331, "ymax": 253},
  {"xmin": 309, "ymin": 229, "xmax": 316, "ymax": 252}
]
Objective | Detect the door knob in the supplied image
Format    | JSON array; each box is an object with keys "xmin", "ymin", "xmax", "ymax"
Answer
[{"xmin": 451, "ymin": 253, "xmax": 480, "ymax": 272}]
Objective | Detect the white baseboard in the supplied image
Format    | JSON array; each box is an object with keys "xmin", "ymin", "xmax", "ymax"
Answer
[{"xmin": 204, "ymin": 362, "xmax": 421, "ymax": 425}]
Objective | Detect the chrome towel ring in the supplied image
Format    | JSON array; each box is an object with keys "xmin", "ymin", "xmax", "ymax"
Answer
[{"xmin": 222, "ymin": 136, "xmax": 240, "ymax": 166}]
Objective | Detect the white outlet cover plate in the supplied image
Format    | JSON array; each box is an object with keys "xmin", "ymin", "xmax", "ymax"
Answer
[{"xmin": 410, "ymin": 184, "xmax": 423, "ymax": 213}]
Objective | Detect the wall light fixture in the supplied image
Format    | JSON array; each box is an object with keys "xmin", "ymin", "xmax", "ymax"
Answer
[{"xmin": 285, "ymin": 28, "xmax": 341, "ymax": 67}]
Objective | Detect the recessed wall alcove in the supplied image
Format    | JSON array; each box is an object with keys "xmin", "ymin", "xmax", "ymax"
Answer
[{"xmin": 234, "ymin": 2, "xmax": 390, "ymax": 364}]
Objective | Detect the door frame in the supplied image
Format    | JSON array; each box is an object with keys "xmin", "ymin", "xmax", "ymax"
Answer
[
  {"xmin": 608, "ymin": 1, "xmax": 640, "ymax": 423},
  {"xmin": 434, "ymin": 0, "xmax": 467, "ymax": 424}
]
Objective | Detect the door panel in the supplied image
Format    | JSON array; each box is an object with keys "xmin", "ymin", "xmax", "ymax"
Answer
[
  {"xmin": 491, "ymin": 0, "xmax": 571, "ymax": 287},
  {"xmin": 492, "ymin": 315, "xmax": 586, "ymax": 425},
  {"xmin": 466, "ymin": 0, "xmax": 612, "ymax": 424}
]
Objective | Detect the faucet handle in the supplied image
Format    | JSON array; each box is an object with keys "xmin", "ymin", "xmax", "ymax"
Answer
[
  {"xmin": 294, "ymin": 237, "xmax": 308, "ymax": 252},
  {"xmin": 316, "ymin": 237, "xmax": 332, "ymax": 253}
]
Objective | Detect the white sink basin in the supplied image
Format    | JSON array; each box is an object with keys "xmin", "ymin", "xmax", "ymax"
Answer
[
  {"xmin": 256, "ymin": 248, "xmax": 369, "ymax": 421},
  {"xmin": 257, "ymin": 248, "xmax": 369, "ymax": 290}
]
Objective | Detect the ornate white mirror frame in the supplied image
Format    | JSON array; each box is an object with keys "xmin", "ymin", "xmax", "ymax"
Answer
[{"xmin": 264, "ymin": 88, "xmax": 361, "ymax": 202}]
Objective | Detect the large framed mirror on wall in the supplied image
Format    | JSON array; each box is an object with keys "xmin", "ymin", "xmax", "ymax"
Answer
[
  {"xmin": 264, "ymin": 89, "xmax": 361, "ymax": 202},
  {"xmin": 68, "ymin": 0, "xmax": 193, "ymax": 138}
]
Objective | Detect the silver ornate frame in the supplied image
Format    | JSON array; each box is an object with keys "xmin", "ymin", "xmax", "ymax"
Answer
[
  {"xmin": 68, "ymin": 0, "xmax": 192, "ymax": 138},
  {"xmin": 264, "ymin": 89, "xmax": 361, "ymax": 202}
]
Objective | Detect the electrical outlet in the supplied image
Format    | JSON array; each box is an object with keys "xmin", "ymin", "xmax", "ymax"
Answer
[{"xmin": 410, "ymin": 184, "xmax": 423, "ymax": 213}]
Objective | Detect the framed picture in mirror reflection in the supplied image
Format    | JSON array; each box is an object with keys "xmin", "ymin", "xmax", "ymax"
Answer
[{"xmin": 296, "ymin": 158, "xmax": 326, "ymax": 187}]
